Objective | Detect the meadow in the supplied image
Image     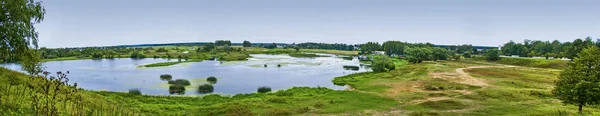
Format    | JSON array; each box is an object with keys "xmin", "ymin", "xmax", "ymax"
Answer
[{"xmin": 3, "ymin": 55, "xmax": 598, "ymax": 115}]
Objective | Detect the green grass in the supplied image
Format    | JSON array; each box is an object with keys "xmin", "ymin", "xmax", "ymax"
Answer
[{"xmin": 473, "ymin": 57, "xmax": 569, "ymax": 69}]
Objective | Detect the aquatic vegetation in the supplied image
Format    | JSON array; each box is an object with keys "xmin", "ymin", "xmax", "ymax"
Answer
[
  {"xmin": 128, "ymin": 88, "xmax": 142, "ymax": 95},
  {"xmin": 168, "ymin": 85, "xmax": 185, "ymax": 95},
  {"xmin": 342, "ymin": 65, "xmax": 360, "ymax": 71},
  {"xmin": 159, "ymin": 74, "xmax": 172, "ymax": 81},
  {"xmin": 207, "ymin": 76, "xmax": 217, "ymax": 84},
  {"xmin": 257, "ymin": 86, "xmax": 272, "ymax": 93},
  {"xmin": 288, "ymin": 52, "xmax": 322, "ymax": 58},
  {"xmin": 172, "ymin": 79, "xmax": 191, "ymax": 86},
  {"xmin": 198, "ymin": 84, "xmax": 214, "ymax": 93}
]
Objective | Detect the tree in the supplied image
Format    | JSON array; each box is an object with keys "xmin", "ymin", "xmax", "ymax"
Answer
[
  {"xmin": 463, "ymin": 52, "xmax": 472, "ymax": 58},
  {"xmin": 382, "ymin": 41, "xmax": 405, "ymax": 56},
  {"xmin": 359, "ymin": 42, "xmax": 381, "ymax": 54},
  {"xmin": 431, "ymin": 47, "xmax": 450, "ymax": 61},
  {"xmin": 243, "ymin": 40, "xmax": 251, "ymax": 47},
  {"xmin": 1, "ymin": 0, "xmax": 45, "ymax": 64},
  {"xmin": 294, "ymin": 46, "xmax": 300, "ymax": 52},
  {"xmin": 203, "ymin": 42, "xmax": 215, "ymax": 52},
  {"xmin": 552, "ymin": 46, "xmax": 600, "ymax": 113},
  {"xmin": 371, "ymin": 56, "xmax": 395, "ymax": 72},
  {"xmin": 485, "ymin": 49, "xmax": 501, "ymax": 61},
  {"xmin": 405, "ymin": 47, "xmax": 432, "ymax": 63},
  {"xmin": 215, "ymin": 40, "xmax": 232, "ymax": 46}
]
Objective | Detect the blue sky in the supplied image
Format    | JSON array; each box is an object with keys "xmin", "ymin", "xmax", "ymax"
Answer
[{"xmin": 36, "ymin": 0, "xmax": 600, "ymax": 48}]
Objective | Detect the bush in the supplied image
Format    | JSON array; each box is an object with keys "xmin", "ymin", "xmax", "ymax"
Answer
[
  {"xmin": 172, "ymin": 79, "xmax": 191, "ymax": 86},
  {"xmin": 128, "ymin": 89, "xmax": 141, "ymax": 95},
  {"xmin": 485, "ymin": 49, "xmax": 501, "ymax": 61},
  {"xmin": 207, "ymin": 76, "xmax": 217, "ymax": 84},
  {"xmin": 160, "ymin": 74, "xmax": 173, "ymax": 81},
  {"xmin": 169, "ymin": 85, "xmax": 185, "ymax": 95},
  {"xmin": 371, "ymin": 56, "xmax": 395, "ymax": 72},
  {"xmin": 198, "ymin": 84, "xmax": 214, "ymax": 93},
  {"xmin": 156, "ymin": 48, "xmax": 168, "ymax": 52},
  {"xmin": 463, "ymin": 52, "xmax": 472, "ymax": 58},
  {"xmin": 257, "ymin": 86, "xmax": 272, "ymax": 93},
  {"xmin": 343, "ymin": 65, "xmax": 360, "ymax": 70}
]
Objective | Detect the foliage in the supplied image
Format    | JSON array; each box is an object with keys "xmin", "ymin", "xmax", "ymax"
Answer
[
  {"xmin": 168, "ymin": 85, "xmax": 185, "ymax": 95},
  {"xmin": 258, "ymin": 86, "xmax": 272, "ymax": 93},
  {"xmin": 198, "ymin": 84, "xmax": 214, "ymax": 94},
  {"xmin": 207, "ymin": 76, "xmax": 217, "ymax": 84},
  {"xmin": 295, "ymin": 42, "xmax": 354, "ymax": 51},
  {"xmin": 492, "ymin": 57, "xmax": 568, "ymax": 69},
  {"xmin": 501, "ymin": 38, "xmax": 598, "ymax": 59},
  {"xmin": 343, "ymin": 65, "xmax": 360, "ymax": 70},
  {"xmin": 359, "ymin": 42, "xmax": 381, "ymax": 54},
  {"xmin": 485, "ymin": 49, "xmax": 501, "ymax": 61},
  {"xmin": 0, "ymin": 0, "xmax": 45, "ymax": 63},
  {"xmin": 203, "ymin": 42, "xmax": 216, "ymax": 52},
  {"xmin": 463, "ymin": 52, "xmax": 472, "ymax": 58},
  {"xmin": 382, "ymin": 41, "xmax": 406, "ymax": 56},
  {"xmin": 215, "ymin": 40, "xmax": 232, "ymax": 46},
  {"xmin": 552, "ymin": 46, "xmax": 600, "ymax": 113},
  {"xmin": 155, "ymin": 47, "xmax": 168, "ymax": 52},
  {"xmin": 431, "ymin": 47, "xmax": 451, "ymax": 61},
  {"xmin": 160, "ymin": 74, "xmax": 172, "ymax": 81},
  {"xmin": 405, "ymin": 47, "xmax": 432, "ymax": 63},
  {"xmin": 130, "ymin": 51, "xmax": 146, "ymax": 59},
  {"xmin": 371, "ymin": 56, "xmax": 395, "ymax": 72},
  {"xmin": 128, "ymin": 89, "xmax": 142, "ymax": 95},
  {"xmin": 171, "ymin": 79, "xmax": 191, "ymax": 86},
  {"xmin": 243, "ymin": 40, "xmax": 252, "ymax": 47}
]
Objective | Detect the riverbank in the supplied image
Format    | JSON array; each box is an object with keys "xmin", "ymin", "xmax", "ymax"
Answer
[{"xmin": 3, "ymin": 58, "xmax": 597, "ymax": 115}]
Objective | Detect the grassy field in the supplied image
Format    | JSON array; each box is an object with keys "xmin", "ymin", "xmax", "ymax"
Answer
[
  {"xmin": 473, "ymin": 57, "xmax": 570, "ymax": 69},
  {"xmin": 4, "ymin": 54, "xmax": 599, "ymax": 115}
]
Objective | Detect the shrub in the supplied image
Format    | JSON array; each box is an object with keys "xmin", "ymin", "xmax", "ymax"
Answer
[
  {"xmin": 257, "ymin": 86, "xmax": 272, "ymax": 93},
  {"xmin": 463, "ymin": 52, "xmax": 472, "ymax": 58},
  {"xmin": 207, "ymin": 76, "xmax": 218, "ymax": 84},
  {"xmin": 156, "ymin": 48, "xmax": 168, "ymax": 52},
  {"xmin": 169, "ymin": 85, "xmax": 185, "ymax": 95},
  {"xmin": 160, "ymin": 74, "xmax": 173, "ymax": 81},
  {"xmin": 371, "ymin": 56, "xmax": 395, "ymax": 72},
  {"xmin": 485, "ymin": 49, "xmax": 501, "ymax": 61},
  {"xmin": 222, "ymin": 103, "xmax": 254, "ymax": 116},
  {"xmin": 172, "ymin": 79, "xmax": 191, "ymax": 86},
  {"xmin": 198, "ymin": 84, "xmax": 214, "ymax": 93},
  {"xmin": 128, "ymin": 89, "xmax": 141, "ymax": 95}
]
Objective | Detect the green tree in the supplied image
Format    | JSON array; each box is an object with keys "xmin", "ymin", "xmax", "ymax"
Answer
[
  {"xmin": 405, "ymin": 47, "xmax": 432, "ymax": 63},
  {"xmin": 382, "ymin": 41, "xmax": 405, "ymax": 56},
  {"xmin": 359, "ymin": 42, "xmax": 381, "ymax": 54},
  {"xmin": 463, "ymin": 52, "xmax": 472, "ymax": 58},
  {"xmin": 0, "ymin": 0, "xmax": 45, "ymax": 64},
  {"xmin": 431, "ymin": 47, "xmax": 450, "ymax": 61},
  {"xmin": 485, "ymin": 49, "xmax": 501, "ymax": 61},
  {"xmin": 215, "ymin": 40, "xmax": 232, "ymax": 46},
  {"xmin": 203, "ymin": 42, "xmax": 215, "ymax": 52},
  {"xmin": 243, "ymin": 40, "xmax": 251, "ymax": 47},
  {"xmin": 552, "ymin": 46, "xmax": 600, "ymax": 113},
  {"xmin": 371, "ymin": 56, "xmax": 395, "ymax": 72}
]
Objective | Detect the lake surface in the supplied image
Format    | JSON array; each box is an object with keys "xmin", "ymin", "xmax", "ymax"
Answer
[{"xmin": 1, "ymin": 54, "xmax": 368, "ymax": 95}]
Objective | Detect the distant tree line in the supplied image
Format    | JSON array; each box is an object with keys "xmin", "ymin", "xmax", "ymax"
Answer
[
  {"xmin": 294, "ymin": 42, "xmax": 355, "ymax": 51},
  {"xmin": 501, "ymin": 37, "xmax": 600, "ymax": 59}
]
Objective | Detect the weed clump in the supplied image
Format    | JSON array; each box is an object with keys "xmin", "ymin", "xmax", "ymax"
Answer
[
  {"xmin": 257, "ymin": 86, "xmax": 272, "ymax": 93},
  {"xmin": 198, "ymin": 84, "xmax": 214, "ymax": 94}
]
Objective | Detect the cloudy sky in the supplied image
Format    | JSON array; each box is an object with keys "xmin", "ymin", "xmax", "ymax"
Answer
[{"xmin": 36, "ymin": 0, "xmax": 600, "ymax": 48}]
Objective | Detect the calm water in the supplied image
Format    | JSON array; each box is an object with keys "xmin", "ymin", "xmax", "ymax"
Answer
[{"xmin": 1, "ymin": 54, "xmax": 368, "ymax": 95}]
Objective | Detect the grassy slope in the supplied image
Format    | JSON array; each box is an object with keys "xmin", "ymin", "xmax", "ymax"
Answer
[
  {"xmin": 473, "ymin": 57, "xmax": 569, "ymax": 69},
  {"xmin": 334, "ymin": 59, "xmax": 600, "ymax": 115},
  {"xmin": 6, "ymin": 53, "xmax": 598, "ymax": 115}
]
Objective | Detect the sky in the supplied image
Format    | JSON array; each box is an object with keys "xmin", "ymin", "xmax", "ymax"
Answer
[{"xmin": 36, "ymin": 0, "xmax": 600, "ymax": 48}]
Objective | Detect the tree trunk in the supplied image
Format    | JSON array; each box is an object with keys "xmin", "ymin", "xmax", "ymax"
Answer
[{"xmin": 578, "ymin": 104, "xmax": 583, "ymax": 113}]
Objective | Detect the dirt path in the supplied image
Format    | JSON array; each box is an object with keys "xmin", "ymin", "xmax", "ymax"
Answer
[{"xmin": 430, "ymin": 65, "xmax": 517, "ymax": 87}]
